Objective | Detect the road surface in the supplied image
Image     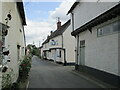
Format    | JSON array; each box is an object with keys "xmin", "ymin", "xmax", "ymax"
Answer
[{"xmin": 28, "ymin": 56, "xmax": 102, "ymax": 88}]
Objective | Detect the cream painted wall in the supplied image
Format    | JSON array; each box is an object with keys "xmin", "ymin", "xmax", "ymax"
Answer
[
  {"xmin": 0, "ymin": 3, "xmax": 2, "ymax": 88},
  {"xmin": 1, "ymin": 2, "xmax": 26, "ymax": 83},
  {"xmin": 42, "ymin": 43, "xmax": 50, "ymax": 59},
  {"xmin": 43, "ymin": 24, "xmax": 75, "ymax": 64},
  {"xmin": 49, "ymin": 35, "xmax": 62, "ymax": 49},
  {"xmin": 73, "ymin": 2, "xmax": 118, "ymax": 30},
  {"xmin": 43, "ymin": 43, "xmax": 49, "ymax": 51},
  {"xmin": 60, "ymin": 50, "xmax": 64, "ymax": 63},
  {"xmin": 49, "ymin": 35, "xmax": 63, "ymax": 62},
  {"xmin": 0, "ymin": 2, "xmax": 2, "ymax": 22},
  {"xmin": 70, "ymin": 1, "xmax": 120, "ymax": 76},
  {"xmin": 63, "ymin": 24, "xmax": 75, "ymax": 63},
  {"xmin": 78, "ymin": 18, "xmax": 119, "ymax": 76}
]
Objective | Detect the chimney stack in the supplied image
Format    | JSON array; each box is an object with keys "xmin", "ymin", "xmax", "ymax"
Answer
[
  {"xmin": 57, "ymin": 17, "xmax": 61, "ymax": 30},
  {"xmin": 50, "ymin": 31, "xmax": 53, "ymax": 34}
]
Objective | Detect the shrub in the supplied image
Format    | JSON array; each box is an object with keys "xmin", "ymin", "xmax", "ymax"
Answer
[
  {"xmin": 2, "ymin": 72, "xmax": 12, "ymax": 89},
  {"xmin": 19, "ymin": 55, "xmax": 31, "ymax": 79}
]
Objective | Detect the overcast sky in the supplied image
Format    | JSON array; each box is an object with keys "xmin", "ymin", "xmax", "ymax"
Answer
[{"xmin": 23, "ymin": 0, "xmax": 75, "ymax": 47}]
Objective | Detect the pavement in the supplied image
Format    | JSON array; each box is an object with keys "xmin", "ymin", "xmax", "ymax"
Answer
[{"xmin": 27, "ymin": 56, "xmax": 112, "ymax": 89}]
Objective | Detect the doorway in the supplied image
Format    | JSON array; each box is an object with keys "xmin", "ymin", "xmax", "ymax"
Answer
[{"xmin": 80, "ymin": 40, "xmax": 85, "ymax": 65}]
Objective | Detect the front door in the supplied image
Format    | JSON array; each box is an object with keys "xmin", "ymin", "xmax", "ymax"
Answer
[{"xmin": 80, "ymin": 40, "xmax": 85, "ymax": 65}]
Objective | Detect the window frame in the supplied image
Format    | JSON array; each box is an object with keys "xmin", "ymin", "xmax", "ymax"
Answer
[{"xmin": 97, "ymin": 19, "xmax": 120, "ymax": 37}]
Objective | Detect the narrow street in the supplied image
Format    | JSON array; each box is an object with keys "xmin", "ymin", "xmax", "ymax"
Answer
[{"xmin": 28, "ymin": 56, "xmax": 102, "ymax": 88}]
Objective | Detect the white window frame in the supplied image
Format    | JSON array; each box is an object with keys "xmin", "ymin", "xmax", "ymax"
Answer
[{"xmin": 97, "ymin": 20, "xmax": 120, "ymax": 37}]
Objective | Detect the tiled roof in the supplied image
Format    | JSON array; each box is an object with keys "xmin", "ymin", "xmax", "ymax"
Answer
[
  {"xmin": 48, "ymin": 19, "xmax": 70, "ymax": 40},
  {"xmin": 42, "ymin": 19, "xmax": 71, "ymax": 45},
  {"xmin": 42, "ymin": 38, "xmax": 49, "ymax": 45}
]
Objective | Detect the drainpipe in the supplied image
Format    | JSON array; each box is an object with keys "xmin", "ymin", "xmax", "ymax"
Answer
[
  {"xmin": 75, "ymin": 35, "xmax": 79, "ymax": 70},
  {"xmin": 62, "ymin": 34, "xmax": 63, "ymax": 48},
  {"xmin": 63, "ymin": 49, "xmax": 66, "ymax": 66}
]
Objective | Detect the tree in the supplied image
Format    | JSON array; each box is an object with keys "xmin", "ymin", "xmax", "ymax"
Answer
[{"xmin": 26, "ymin": 44, "xmax": 41, "ymax": 58}]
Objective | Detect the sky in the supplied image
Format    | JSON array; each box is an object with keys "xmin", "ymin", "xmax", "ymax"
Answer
[{"xmin": 23, "ymin": 0, "xmax": 75, "ymax": 47}]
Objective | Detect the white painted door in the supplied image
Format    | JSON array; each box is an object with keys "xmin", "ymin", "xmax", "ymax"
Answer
[{"xmin": 80, "ymin": 40, "xmax": 85, "ymax": 65}]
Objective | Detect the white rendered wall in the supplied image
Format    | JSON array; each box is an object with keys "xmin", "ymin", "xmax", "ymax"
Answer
[
  {"xmin": 78, "ymin": 18, "xmax": 119, "ymax": 76},
  {"xmin": 0, "ymin": 2, "xmax": 2, "ymax": 22},
  {"xmin": 49, "ymin": 35, "xmax": 62, "ymax": 49},
  {"xmin": 2, "ymin": 2, "xmax": 26, "ymax": 83},
  {"xmin": 73, "ymin": 2, "xmax": 118, "ymax": 30}
]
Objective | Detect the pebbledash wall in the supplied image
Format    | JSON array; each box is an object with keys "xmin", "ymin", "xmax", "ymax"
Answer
[
  {"xmin": 1, "ymin": 2, "xmax": 26, "ymax": 84},
  {"xmin": 68, "ymin": 1, "xmax": 120, "ymax": 86}
]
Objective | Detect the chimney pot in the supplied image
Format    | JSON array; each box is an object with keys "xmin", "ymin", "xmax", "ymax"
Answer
[
  {"xmin": 51, "ymin": 31, "xmax": 53, "ymax": 34},
  {"xmin": 57, "ymin": 21, "xmax": 61, "ymax": 30},
  {"xmin": 57, "ymin": 17, "xmax": 61, "ymax": 30}
]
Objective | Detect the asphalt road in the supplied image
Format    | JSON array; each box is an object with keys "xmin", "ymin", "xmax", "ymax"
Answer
[{"xmin": 28, "ymin": 56, "xmax": 101, "ymax": 88}]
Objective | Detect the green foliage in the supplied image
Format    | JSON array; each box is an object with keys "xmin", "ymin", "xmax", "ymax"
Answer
[
  {"xmin": 2, "ymin": 72, "xmax": 12, "ymax": 89},
  {"xmin": 27, "ymin": 44, "xmax": 41, "ymax": 58},
  {"xmin": 19, "ymin": 55, "xmax": 31, "ymax": 79}
]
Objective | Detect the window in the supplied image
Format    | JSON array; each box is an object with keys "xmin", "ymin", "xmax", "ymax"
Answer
[
  {"xmin": 80, "ymin": 40, "xmax": 85, "ymax": 48},
  {"xmin": 59, "ymin": 50, "xmax": 61, "ymax": 58},
  {"xmin": 17, "ymin": 45, "xmax": 20, "ymax": 61},
  {"xmin": 51, "ymin": 40, "xmax": 58, "ymax": 46},
  {"xmin": 57, "ymin": 49, "xmax": 61, "ymax": 58},
  {"xmin": 97, "ymin": 20, "xmax": 120, "ymax": 37}
]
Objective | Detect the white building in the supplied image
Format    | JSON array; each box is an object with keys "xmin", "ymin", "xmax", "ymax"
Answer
[
  {"xmin": 67, "ymin": 0, "xmax": 120, "ymax": 87},
  {"xmin": 42, "ymin": 20, "xmax": 75, "ymax": 65},
  {"xmin": 0, "ymin": 1, "xmax": 26, "ymax": 89}
]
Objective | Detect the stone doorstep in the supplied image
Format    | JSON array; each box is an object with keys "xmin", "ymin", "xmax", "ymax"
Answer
[{"xmin": 71, "ymin": 70, "xmax": 117, "ymax": 88}]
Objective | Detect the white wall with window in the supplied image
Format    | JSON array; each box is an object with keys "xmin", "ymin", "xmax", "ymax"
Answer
[
  {"xmin": 0, "ymin": 3, "xmax": 2, "ymax": 22},
  {"xmin": 97, "ymin": 19, "xmax": 120, "ymax": 37},
  {"xmin": 49, "ymin": 36, "xmax": 62, "ymax": 49},
  {"xmin": 78, "ymin": 17, "xmax": 119, "ymax": 76}
]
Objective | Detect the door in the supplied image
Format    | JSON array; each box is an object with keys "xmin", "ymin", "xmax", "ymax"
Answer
[
  {"xmin": 80, "ymin": 40, "xmax": 85, "ymax": 65},
  {"xmin": 52, "ymin": 50, "xmax": 56, "ymax": 62}
]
